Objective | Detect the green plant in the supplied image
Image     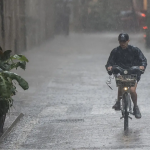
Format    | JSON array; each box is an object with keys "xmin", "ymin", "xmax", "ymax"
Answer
[
  {"xmin": 0, "ymin": 50, "xmax": 28, "ymax": 71},
  {"xmin": 0, "ymin": 49, "xmax": 29, "ymax": 116}
]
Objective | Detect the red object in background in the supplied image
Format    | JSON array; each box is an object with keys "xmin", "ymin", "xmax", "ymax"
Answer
[
  {"xmin": 141, "ymin": 13, "xmax": 146, "ymax": 17},
  {"xmin": 144, "ymin": 34, "xmax": 146, "ymax": 38},
  {"xmin": 143, "ymin": 26, "xmax": 148, "ymax": 29}
]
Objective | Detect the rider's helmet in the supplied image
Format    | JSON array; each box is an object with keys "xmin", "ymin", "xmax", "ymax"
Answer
[{"xmin": 118, "ymin": 33, "xmax": 129, "ymax": 42}]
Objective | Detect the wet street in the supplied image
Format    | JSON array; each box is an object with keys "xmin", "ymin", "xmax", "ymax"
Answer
[{"xmin": 0, "ymin": 33, "xmax": 150, "ymax": 150}]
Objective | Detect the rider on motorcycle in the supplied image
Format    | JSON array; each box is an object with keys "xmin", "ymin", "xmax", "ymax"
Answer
[{"xmin": 105, "ymin": 33, "xmax": 147, "ymax": 119}]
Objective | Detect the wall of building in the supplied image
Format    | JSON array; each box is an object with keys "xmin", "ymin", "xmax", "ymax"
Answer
[
  {"xmin": 0, "ymin": 0, "xmax": 55, "ymax": 53},
  {"xmin": 0, "ymin": 0, "xmax": 26, "ymax": 53},
  {"xmin": 25, "ymin": 0, "xmax": 55, "ymax": 50}
]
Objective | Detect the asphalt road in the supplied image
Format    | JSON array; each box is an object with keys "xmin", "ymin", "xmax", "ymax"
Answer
[{"xmin": 0, "ymin": 32, "xmax": 150, "ymax": 150}]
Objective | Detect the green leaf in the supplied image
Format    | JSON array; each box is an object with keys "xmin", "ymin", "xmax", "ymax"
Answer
[
  {"xmin": 0, "ymin": 62, "xmax": 11, "ymax": 71},
  {"xmin": 0, "ymin": 50, "xmax": 12, "ymax": 61},
  {"xmin": 10, "ymin": 55, "xmax": 29, "ymax": 62},
  {"xmin": 18, "ymin": 62, "xmax": 26, "ymax": 70},
  {"xmin": 10, "ymin": 62, "xmax": 26, "ymax": 70},
  {"xmin": 0, "ymin": 73, "xmax": 13, "ymax": 98},
  {"xmin": 3, "ymin": 50, "xmax": 12, "ymax": 59},
  {"xmin": 3, "ymin": 71, "xmax": 29, "ymax": 90}
]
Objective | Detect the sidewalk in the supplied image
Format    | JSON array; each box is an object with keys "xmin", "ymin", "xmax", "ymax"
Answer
[{"xmin": 1, "ymin": 32, "xmax": 150, "ymax": 150}]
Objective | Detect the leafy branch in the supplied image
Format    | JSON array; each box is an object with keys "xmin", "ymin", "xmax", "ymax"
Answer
[
  {"xmin": 0, "ymin": 50, "xmax": 29, "ymax": 71},
  {"xmin": 0, "ymin": 49, "xmax": 29, "ymax": 116}
]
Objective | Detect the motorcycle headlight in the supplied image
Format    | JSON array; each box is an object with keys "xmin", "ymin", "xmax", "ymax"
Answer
[{"xmin": 124, "ymin": 87, "xmax": 128, "ymax": 91}]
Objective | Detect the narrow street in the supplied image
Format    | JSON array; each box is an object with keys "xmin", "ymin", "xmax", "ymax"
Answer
[{"xmin": 0, "ymin": 33, "xmax": 150, "ymax": 150}]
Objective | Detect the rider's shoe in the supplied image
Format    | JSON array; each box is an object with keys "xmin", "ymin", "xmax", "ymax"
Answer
[
  {"xmin": 133, "ymin": 105, "xmax": 141, "ymax": 119},
  {"xmin": 112, "ymin": 100, "xmax": 120, "ymax": 110}
]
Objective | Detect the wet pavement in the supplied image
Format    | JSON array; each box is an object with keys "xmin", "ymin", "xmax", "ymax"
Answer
[{"xmin": 0, "ymin": 33, "xmax": 150, "ymax": 149}]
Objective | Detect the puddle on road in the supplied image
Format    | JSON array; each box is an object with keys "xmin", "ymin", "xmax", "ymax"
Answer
[{"xmin": 115, "ymin": 129, "xmax": 143, "ymax": 146}]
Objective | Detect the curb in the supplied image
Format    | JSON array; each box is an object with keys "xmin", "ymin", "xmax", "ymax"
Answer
[{"xmin": 0, "ymin": 113, "xmax": 24, "ymax": 142}]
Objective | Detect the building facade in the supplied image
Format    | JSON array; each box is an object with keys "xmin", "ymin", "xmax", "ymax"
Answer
[{"xmin": 0, "ymin": 0, "xmax": 55, "ymax": 53}]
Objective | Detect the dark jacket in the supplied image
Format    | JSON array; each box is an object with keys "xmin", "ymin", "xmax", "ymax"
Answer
[{"xmin": 106, "ymin": 45, "xmax": 147, "ymax": 69}]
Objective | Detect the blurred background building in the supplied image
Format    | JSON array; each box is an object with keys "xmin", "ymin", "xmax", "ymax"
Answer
[
  {"xmin": 0, "ymin": 0, "xmax": 149, "ymax": 53},
  {"xmin": 0, "ymin": 0, "xmax": 55, "ymax": 53}
]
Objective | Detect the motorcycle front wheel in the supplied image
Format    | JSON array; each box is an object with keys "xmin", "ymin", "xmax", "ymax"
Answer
[{"xmin": 123, "ymin": 93, "xmax": 130, "ymax": 131}]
